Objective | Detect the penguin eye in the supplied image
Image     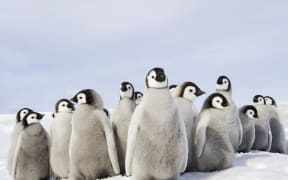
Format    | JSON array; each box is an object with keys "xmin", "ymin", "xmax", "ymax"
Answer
[
  {"xmin": 128, "ymin": 86, "xmax": 131, "ymax": 90},
  {"xmin": 151, "ymin": 75, "xmax": 155, "ymax": 79},
  {"xmin": 62, "ymin": 104, "xmax": 65, "ymax": 107}
]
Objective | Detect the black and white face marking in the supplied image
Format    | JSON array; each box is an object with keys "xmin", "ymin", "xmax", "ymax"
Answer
[
  {"xmin": 55, "ymin": 99, "xmax": 75, "ymax": 113},
  {"xmin": 71, "ymin": 89, "xmax": 94, "ymax": 105},
  {"xmin": 146, "ymin": 67, "xmax": 168, "ymax": 89},
  {"xmin": 22, "ymin": 112, "xmax": 44, "ymax": 128},
  {"xmin": 216, "ymin": 75, "xmax": 231, "ymax": 91},
  {"xmin": 264, "ymin": 96, "xmax": 277, "ymax": 107},
  {"xmin": 253, "ymin": 95, "xmax": 266, "ymax": 105},
  {"xmin": 207, "ymin": 93, "xmax": 229, "ymax": 110},
  {"xmin": 120, "ymin": 82, "xmax": 134, "ymax": 99},
  {"xmin": 243, "ymin": 105, "xmax": 259, "ymax": 119},
  {"xmin": 134, "ymin": 91, "xmax": 143, "ymax": 105},
  {"xmin": 16, "ymin": 108, "xmax": 33, "ymax": 123},
  {"xmin": 179, "ymin": 82, "xmax": 205, "ymax": 102}
]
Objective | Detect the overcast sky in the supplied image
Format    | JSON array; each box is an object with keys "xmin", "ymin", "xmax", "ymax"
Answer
[{"xmin": 0, "ymin": 0, "xmax": 287, "ymax": 114}]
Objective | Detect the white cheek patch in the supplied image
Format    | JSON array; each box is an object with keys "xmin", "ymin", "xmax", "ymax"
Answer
[
  {"xmin": 255, "ymin": 98, "xmax": 265, "ymax": 105},
  {"xmin": 212, "ymin": 97, "xmax": 224, "ymax": 109},
  {"xmin": 77, "ymin": 94, "xmax": 87, "ymax": 104},
  {"xmin": 148, "ymin": 78, "xmax": 168, "ymax": 89},
  {"xmin": 265, "ymin": 98, "xmax": 272, "ymax": 105},
  {"xmin": 216, "ymin": 83, "xmax": 229, "ymax": 91},
  {"xmin": 246, "ymin": 110, "xmax": 255, "ymax": 119},
  {"xmin": 58, "ymin": 105, "xmax": 72, "ymax": 113},
  {"xmin": 27, "ymin": 115, "xmax": 40, "ymax": 125},
  {"xmin": 135, "ymin": 96, "xmax": 143, "ymax": 105},
  {"xmin": 120, "ymin": 89, "xmax": 133, "ymax": 99},
  {"xmin": 20, "ymin": 110, "xmax": 29, "ymax": 121},
  {"xmin": 183, "ymin": 87, "xmax": 196, "ymax": 102}
]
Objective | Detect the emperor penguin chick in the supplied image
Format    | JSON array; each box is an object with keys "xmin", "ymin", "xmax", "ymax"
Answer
[
  {"xmin": 194, "ymin": 93, "xmax": 234, "ymax": 172},
  {"xmin": 238, "ymin": 105, "xmax": 258, "ymax": 153},
  {"xmin": 125, "ymin": 67, "xmax": 188, "ymax": 180},
  {"xmin": 70, "ymin": 89, "xmax": 120, "ymax": 180},
  {"xmin": 7, "ymin": 108, "xmax": 33, "ymax": 175},
  {"xmin": 12, "ymin": 111, "xmax": 50, "ymax": 180},
  {"xmin": 50, "ymin": 99, "xmax": 74, "ymax": 179},
  {"xmin": 216, "ymin": 75, "xmax": 243, "ymax": 152},
  {"xmin": 112, "ymin": 82, "xmax": 136, "ymax": 174},
  {"xmin": 174, "ymin": 81, "xmax": 205, "ymax": 172},
  {"xmin": 252, "ymin": 95, "xmax": 272, "ymax": 151},
  {"xmin": 264, "ymin": 96, "xmax": 286, "ymax": 153}
]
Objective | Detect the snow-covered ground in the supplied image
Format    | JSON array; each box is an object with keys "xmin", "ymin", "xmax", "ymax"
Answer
[{"xmin": 1, "ymin": 104, "xmax": 288, "ymax": 180}]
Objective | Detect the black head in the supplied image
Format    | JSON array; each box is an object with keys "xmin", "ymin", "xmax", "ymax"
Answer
[
  {"xmin": 202, "ymin": 93, "xmax": 229, "ymax": 110},
  {"xmin": 120, "ymin": 81, "xmax": 134, "ymax": 99},
  {"xmin": 16, "ymin": 108, "xmax": 33, "ymax": 123},
  {"xmin": 242, "ymin": 105, "xmax": 259, "ymax": 119},
  {"xmin": 253, "ymin": 95, "xmax": 266, "ymax": 105},
  {"xmin": 216, "ymin": 75, "xmax": 231, "ymax": 92},
  {"xmin": 145, "ymin": 67, "xmax": 168, "ymax": 89},
  {"xmin": 22, "ymin": 111, "xmax": 45, "ymax": 128},
  {"xmin": 264, "ymin": 96, "xmax": 277, "ymax": 107},
  {"xmin": 55, "ymin": 99, "xmax": 75, "ymax": 113},
  {"xmin": 178, "ymin": 81, "xmax": 205, "ymax": 101}
]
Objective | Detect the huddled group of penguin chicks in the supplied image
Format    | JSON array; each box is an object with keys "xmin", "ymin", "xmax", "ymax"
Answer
[{"xmin": 6, "ymin": 67, "xmax": 287, "ymax": 180}]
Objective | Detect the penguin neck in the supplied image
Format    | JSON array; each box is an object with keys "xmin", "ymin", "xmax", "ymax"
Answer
[
  {"xmin": 118, "ymin": 97, "xmax": 136, "ymax": 109},
  {"xmin": 143, "ymin": 87, "xmax": 172, "ymax": 106},
  {"xmin": 25, "ymin": 123, "xmax": 44, "ymax": 136}
]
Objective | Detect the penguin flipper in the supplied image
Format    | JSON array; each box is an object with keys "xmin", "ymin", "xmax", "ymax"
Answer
[
  {"xmin": 195, "ymin": 112, "xmax": 209, "ymax": 158},
  {"xmin": 125, "ymin": 109, "xmax": 141, "ymax": 176},
  {"xmin": 267, "ymin": 125, "xmax": 272, "ymax": 152},
  {"xmin": 12, "ymin": 133, "xmax": 23, "ymax": 179},
  {"xmin": 99, "ymin": 111, "xmax": 120, "ymax": 174}
]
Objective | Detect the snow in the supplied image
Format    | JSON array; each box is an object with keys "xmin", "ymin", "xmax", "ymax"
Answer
[{"xmin": 1, "ymin": 105, "xmax": 288, "ymax": 180}]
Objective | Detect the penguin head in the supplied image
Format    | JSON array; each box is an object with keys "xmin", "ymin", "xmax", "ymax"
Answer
[
  {"xmin": 253, "ymin": 95, "xmax": 266, "ymax": 105},
  {"xmin": 146, "ymin": 67, "xmax": 168, "ymax": 89},
  {"xmin": 216, "ymin": 75, "xmax": 231, "ymax": 92},
  {"xmin": 120, "ymin": 82, "xmax": 134, "ymax": 100},
  {"xmin": 16, "ymin": 108, "xmax": 33, "ymax": 123},
  {"xmin": 264, "ymin": 96, "xmax": 277, "ymax": 107},
  {"xmin": 204, "ymin": 93, "xmax": 229, "ymax": 110},
  {"xmin": 55, "ymin": 99, "xmax": 75, "ymax": 113},
  {"xmin": 243, "ymin": 105, "xmax": 259, "ymax": 119},
  {"xmin": 134, "ymin": 91, "xmax": 143, "ymax": 105},
  {"xmin": 178, "ymin": 82, "xmax": 205, "ymax": 102},
  {"xmin": 22, "ymin": 111, "xmax": 44, "ymax": 128},
  {"xmin": 71, "ymin": 89, "xmax": 103, "ymax": 109}
]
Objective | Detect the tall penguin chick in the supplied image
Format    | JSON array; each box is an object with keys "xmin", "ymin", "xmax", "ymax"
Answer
[
  {"xmin": 264, "ymin": 96, "xmax": 286, "ymax": 153},
  {"xmin": 125, "ymin": 67, "xmax": 188, "ymax": 180},
  {"xmin": 70, "ymin": 89, "xmax": 120, "ymax": 179},
  {"xmin": 252, "ymin": 95, "xmax": 272, "ymax": 151},
  {"xmin": 134, "ymin": 91, "xmax": 143, "ymax": 105},
  {"xmin": 7, "ymin": 108, "xmax": 33, "ymax": 175},
  {"xmin": 12, "ymin": 111, "xmax": 50, "ymax": 180},
  {"xmin": 216, "ymin": 75, "xmax": 243, "ymax": 152},
  {"xmin": 50, "ymin": 99, "xmax": 74, "ymax": 179},
  {"xmin": 194, "ymin": 93, "xmax": 234, "ymax": 172},
  {"xmin": 174, "ymin": 81, "xmax": 205, "ymax": 172},
  {"xmin": 112, "ymin": 82, "xmax": 136, "ymax": 174},
  {"xmin": 238, "ymin": 105, "xmax": 258, "ymax": 153}
]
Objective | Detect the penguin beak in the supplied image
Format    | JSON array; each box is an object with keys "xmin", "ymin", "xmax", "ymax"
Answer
[
  {"xmin": 222, "ymin": 101, "xmax": 229, "ymax": 107},
  {"xmin": 68, "ymin": 103, "xmax": 75, "ymax": 111},
  {"xmin": 254, "ymin": 113, "xmax": 259, "ymax": 119},
  {"xmin": 121, "ymin": 85, "xmax": 127, "ymax": 92},
  {"xmin": 37, "ymin": 113, "xmax": 45, "ymax": 119},
  {"xmin": 156, "ymin": 72, "xmax": 166, "ymax": 82},
  {"xmin": 70, "ymin": 95, "xmax": 77, "ymax": 103},
  {"xmin": 196, "ymin": 90, "xmax": 206, "ymax": 97}
]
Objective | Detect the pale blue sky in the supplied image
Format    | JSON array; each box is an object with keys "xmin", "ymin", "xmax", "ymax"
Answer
[{"xmin": 0, "ymin": 0, "xmax": 287, "ymax": 113}]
